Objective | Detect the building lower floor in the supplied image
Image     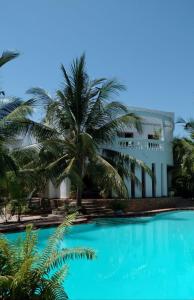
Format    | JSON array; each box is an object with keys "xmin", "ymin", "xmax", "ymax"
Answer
[{"xmin": 45, "ymin": 162, "xmax": 172, "ymax": 199}]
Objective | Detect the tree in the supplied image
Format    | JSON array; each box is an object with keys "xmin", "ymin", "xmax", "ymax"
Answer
[
  {"xmin": 172, "ymin": 138, "xmax": 194, "ymax": 197},
  {"xmin": 0, "ymin": 50, "xmax": 19, "ymax": 176},
  {"xmin": 0, "ymin": 97, "xmax": 35, "ymax": 177},
  {"xmin": 4, "ymin": 172, "xmax": 29, "ymax": 222},
  {"xmin": 177, "ymin": 117, "xmax": 194, "ymax": 139},
  {"xmin": 28, "ymin": 54, "xmax": 151, "ymax": 206},
  {"xmin": 0, "ymin": 50, "xmax": 37, "ymax": 177},
  {"xmin": 0, "ymin": 51, "xmax": 19, "ymax": 96},
  {"xmin": 183, "ymin": 119, "xmax": 194, "ymax": 139},
  {"xmin": 0, "ymin": 213, "xmax": 95, "ymax": 299},
  {"xmin": 0, "ymin": 50, "xmax": 53, "ymax": 216}
]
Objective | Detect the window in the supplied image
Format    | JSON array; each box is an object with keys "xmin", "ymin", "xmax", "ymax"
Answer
[
  {"xmin": 125, "ymin": 132, "xmax": 133, "ymax": 138},
  {"xmin": 117, "ymin": 132, "xmax": 133, "ymax": 138},
  {"xmin": 148, "ymin": 133, "xmax": 160, "ymax": 140},
  {"xmin": 148, "ymin": 134, "xmax": 154, "ymax": 139}
]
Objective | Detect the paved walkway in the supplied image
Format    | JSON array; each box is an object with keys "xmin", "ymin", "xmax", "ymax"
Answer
[
  {"xmin": 1, "ymin": 206, "xmax": 194, "ymax": 233},
  {"xmin": 0, "ymin": 214, "xmax": 88, "ymax": 233}
]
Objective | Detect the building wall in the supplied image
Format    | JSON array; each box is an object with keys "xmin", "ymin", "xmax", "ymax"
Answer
[
  {"xmin": 47, "ymin": 107, "xmax": 174, "ymax": 199},
  {"xmin": 107, "ymin": 107, "xmax": 174, "ymax": 198}
]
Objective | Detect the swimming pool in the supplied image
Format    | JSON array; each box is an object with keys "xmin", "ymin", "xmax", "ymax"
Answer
[{"xmin": 5, "ymin": 210, "xmax": 194, "ymax": 299}]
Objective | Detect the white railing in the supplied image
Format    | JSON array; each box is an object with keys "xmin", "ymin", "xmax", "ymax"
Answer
[{"xmin": 117, "ymin": 138, "xmax": 165, "ymax": 151}]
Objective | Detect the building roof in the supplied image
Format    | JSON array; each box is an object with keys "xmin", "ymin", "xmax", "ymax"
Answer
[{"xmin": 127, "ymin": 106, "xmax": 174, "ymax": 121}]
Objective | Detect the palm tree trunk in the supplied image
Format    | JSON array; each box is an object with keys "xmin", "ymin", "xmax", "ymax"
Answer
[
  {"xmin": 76, "ymin": 186, "xmax": 82, "ymax": 207},
  {"xmin": 76, "ymin": 155, "xmax": 84, "ymax": 207}
]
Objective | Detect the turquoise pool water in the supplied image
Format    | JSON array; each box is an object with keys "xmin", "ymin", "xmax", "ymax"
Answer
[{"xmin": 5, "ymin": 210, "xmax": 194, "ymax": 299}]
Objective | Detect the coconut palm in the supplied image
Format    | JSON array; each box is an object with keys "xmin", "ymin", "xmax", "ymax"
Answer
[
  {"xmin": 184, "ymin": 119, "xmax": 194, "ymax": 139},
  {"xmin": 0, "ymin": 97, "xmax": 35, "ymax": 175},
  {"xmin": 0, "ymin": 50, "xmax": 19, "ymax": 174},
  {"xmin": 0, "ymin": 50, "xmax": 19, "ymax": 96},
  {"xmin": 172, "ymin": 138, "xmax": 194, "ymax": 197},
  {"xmin": 0, "ymin": 49, "xmax": 55, "ymax": 176},
  {"xmin": 0, "ymin": 50, "xmax": 54, "ymax": 216},
  {"xmin": 27, "ymin": 54, "xmax": 151, "ymax": 206},
  {"xmin": 177, "ymin": 117, "xmax": 194, "ymax": 139},
  {"xmin": 0, "ymin": 50, "xmax": 34, "ymax": 175},
  {"xmin": 0, "ymin": 213, "xmax": 95, "ymax": 299}
]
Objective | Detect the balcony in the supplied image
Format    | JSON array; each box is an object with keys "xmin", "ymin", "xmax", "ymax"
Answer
[{"xmin": 117, "ymin": 138, "xmax": 165, "ymax": 151}]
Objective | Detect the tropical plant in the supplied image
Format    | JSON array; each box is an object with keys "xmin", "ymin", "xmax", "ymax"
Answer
[
  {"xmin": 0, "ymin": 196, "xmax": 12, "ymax": 224},
  {"xmin": 172, "ymin": 138, "xmax": 194, "ymax": 197},
  {"xmin": 0, "ymin": 213, "xmax": 95, "ymax": 299},
  {"xmin": 0, "ymin": 172, "xmax": 29, "ymax": 222},
  {"xmin": 27, "ymin": 54, "xmax": 152, "ymax": 206},
  {"xmin": 11, "ymin": 147, "xmax": 49, "ymax": 204},
  {"xmin": 0, "ymin": 50, "xmax": 35, "ymax": 177},
  {"xmin": 7, "ymin": 173, "xmax": 29, "ymax": 222},
  {"xmin": 184, "ymin": 119, "xmax": 194, "ymax": 139},
  {"xmin": 0, "ymin": 50, "xmax": 19, "ymax": 176},
  {"xmin": 0, "ymin": 50, "xmax": 54, "ymax": 222},
  {"xmin": 177, "ymin": 117, "xmax": 194, "ymax": 139}
]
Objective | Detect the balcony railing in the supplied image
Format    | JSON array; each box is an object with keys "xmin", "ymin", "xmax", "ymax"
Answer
[{"xmin": 117, "ymin": 138, "xmax": 165, "ymax": 151}]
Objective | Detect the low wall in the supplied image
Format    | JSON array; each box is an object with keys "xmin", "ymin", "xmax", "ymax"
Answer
[
  {"xmin": 95, "ymin": 197, "xmax": 179, "ymax": 212},
  {"xmin": 125, "ymin": 197, "xmax": 177, "ymax": 212},
  {"xmin": 52, "ymin": 197, "xmax": 181, "ymax": 212}
]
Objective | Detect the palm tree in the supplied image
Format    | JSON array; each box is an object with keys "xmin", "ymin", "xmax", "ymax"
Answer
[
  {"xmin": 177, "ymin": 117, "xmax": 194, "ymax": 139},
  {"xmin": 184, "ymin": 119, "xmax": 194, "ymax": 139},
  {"xmin": 0, "ymin": 50, "xmax": 54, "ymax": 217},
  {"xmin": 0, "ymin": 98, "xmax": 38, "ymax": 223},
  {"xmin": 0, "ymin": 50, "xmax": 19, "ymax": 96},
  {"xmin": 0, "ymin": 213, "xmax": 95, "ymax": 299},
  {"xmin": 27, "ymin": 54, "xmax": 151, "ymax": 206},
  {"xmin": 0, "ymin": 97, "xmax": 34, "ymax": 175},
  {"xmin": 172, "ymin": 138, "xmax": 194, "ymax": 197},
  {"xmin": 0, "ymin": 50, "xmax": 19, "ymax": 175}
]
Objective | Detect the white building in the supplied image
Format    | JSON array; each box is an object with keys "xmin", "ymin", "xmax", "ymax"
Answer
[{"xmin": 48, "ymin": 107, "xmax": 174, "ymax": 199}]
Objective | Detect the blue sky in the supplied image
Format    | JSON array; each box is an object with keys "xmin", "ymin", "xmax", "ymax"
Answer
[{"xmin": 1, "ymin": 0, "xmax": 194, "ymax": 136}]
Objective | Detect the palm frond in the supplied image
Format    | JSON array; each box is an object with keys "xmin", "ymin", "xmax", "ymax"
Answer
[
  {"xmin": 0, "ymin": 214, "xmax": 95, "ymax": 299},
  {"xmin": 43, "ymin": 247, "xmax": 95, "ymax": 273},
  {"xmin": 88, "ymin": 155, "xmax": 129, "ymax": 198},
  {"xmin": 0, "ymin": 51, "xmax": 19, "ymax": 68},
  {"xmin": 27, "ymin": 87, "xmax": 54, "ymax": 107},
  {"xmin": 38, "ymin": 213, "xmax": 77, "ymax": 270}
]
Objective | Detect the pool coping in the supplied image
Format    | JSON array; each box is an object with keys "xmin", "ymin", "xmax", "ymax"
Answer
[{"xmin": 1, "ymin": 207, "xmax": 194, "ymax": 233}]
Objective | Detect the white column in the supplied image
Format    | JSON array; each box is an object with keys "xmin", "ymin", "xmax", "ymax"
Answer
[
  {"xmin": 155, "ymin": 163, "xmax": 162, "ymax": 197},
  {"xmin": 59, "ymin": 178, "xmax": 71, "ymax": 199},
  {"xmin": 161, "ymin": 163, "xmax": 168, "ymax": 196},
  {"xmin": 135, "ymin": 166, "xmax": 142, "ymax": 198},
  {"xmin": 145, "ymin": 163, "xmax": 152, "ymax": 197},
  {"xmin": 48, "ymin": 180, "xmax": 58, "ymax": 199}
]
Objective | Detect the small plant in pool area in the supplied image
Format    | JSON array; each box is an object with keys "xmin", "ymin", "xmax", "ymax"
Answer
[{"xmin": 0, "ymin": 213, "xmax": 96, "ymax": 300}]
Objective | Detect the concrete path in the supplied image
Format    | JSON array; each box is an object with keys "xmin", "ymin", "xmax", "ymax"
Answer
[{"xmin": 1, "ymin": 206, "xmax": 194, "ymax": 233}]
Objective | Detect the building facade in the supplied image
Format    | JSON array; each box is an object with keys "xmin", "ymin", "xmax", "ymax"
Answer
[{"xmin": 47, "ymin": 107, "xmax": 174, "ymax": 199}]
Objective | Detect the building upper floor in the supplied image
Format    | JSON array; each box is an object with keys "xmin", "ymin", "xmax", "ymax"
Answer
[
  {"xmin": 117, "ymin": 106, "xmax": 174, "ymax": 141},
  {"xmin": 107, "ymin": 107, "xmax": 174, "ymax": 166}
]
